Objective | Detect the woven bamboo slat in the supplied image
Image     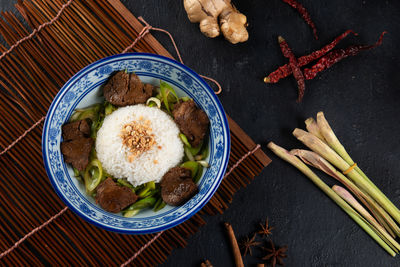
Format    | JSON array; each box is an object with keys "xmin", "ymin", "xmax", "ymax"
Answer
[{"xmin": 0, "ymin": 0, "xmax": 271, "ymax": 265}]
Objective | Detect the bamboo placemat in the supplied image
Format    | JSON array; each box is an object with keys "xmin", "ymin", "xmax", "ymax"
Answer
[{"xmin": 0, "ymin": 0, "xmax": 271, "ymax": 266}]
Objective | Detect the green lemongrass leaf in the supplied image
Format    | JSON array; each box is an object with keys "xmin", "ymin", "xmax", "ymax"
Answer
[
  {"xmin": 333, "ymin": 185, "xmax": 400, "ymax": 252},
  {"xmin": 292, "ymin": 128, "xmax": 400, "ymax": 225},
  {"xmin": 268, "ymin": 142, "xmax": 396, "ymax": 257},
  {"xmin": 305, "ymin": 117, "xmax": 326, "ymax": 143},
  {"xmin": 291, "ymin": 149, "xmax": 400, "ymax": 238}
]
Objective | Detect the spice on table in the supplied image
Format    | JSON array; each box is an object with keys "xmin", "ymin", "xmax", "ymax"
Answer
[
  {"xmin": 303, "ymin": 31, "xmax": 386, "ymax": 80},
  {"xmin": 281, "ymin": 0, "xmax": 318, "ymax": 39},
  {"xmin": 240, "ymin": 233, "xmax": 261, "ymax": 256},
  {"xmin": 278, "ymin": 36, "xmax": 306, "ymax": 102},
  {"xmin": 224, "ymin": 222, "xmax": 244, "ymax": 267},
  {"xmin": 258, "ymin": 218, "xmax": 274, "ymax": 237},
  {"xmin": 264, "ymin": 30, "xmax": 356, "ymax": 84},
  {"xmin": 261, "ymin": 240, "xmax": 288, "ymax": 267},
  {"xmin": 200, "ymin": 259, "xmax": 213, "ymax": 267}
]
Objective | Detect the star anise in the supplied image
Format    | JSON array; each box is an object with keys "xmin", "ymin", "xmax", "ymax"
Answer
[
  {"xmin": 258, "ymin": 218, "xmax": 274, "ymax": 237},
  {"xmin": 261, "ymin": 240, "xmax": 287, "ymax": 267},
  {"xmin": 240, "ymin": 233, "xmax": 261, "ymax": 256}
]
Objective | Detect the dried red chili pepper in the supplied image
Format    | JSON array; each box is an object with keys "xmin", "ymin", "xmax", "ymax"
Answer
[
  {"xmin": 264, "ymin": 30, "xmax": 357, "ymax": 84},
  {"xmin": 303, "ymin": 32, "xmax": 386, "ymax": 80},
  {"xmin": 278, "ymin": 36, "xmax": 306, "ymax": 102},
  {"xmin": 281, "ymin": 0, "xmax": 318, "ymax": 40}
]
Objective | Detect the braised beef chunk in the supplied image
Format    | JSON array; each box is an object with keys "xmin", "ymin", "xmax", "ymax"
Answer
[
  {"xmin": 60, "ymin": 137, "xmax": 93, "ymax": 171},
  {"xmin": 62, "ymin": 119, "xmax": 91, "ymax": 141},
  {"xmin": 103, "ymin": 71, "xmax": 153, "ymax": 107},
  {"xmin": 161, "ymin": 167, "xmax": 192, "ymax": 187},
  {"xmin": 95, "ymin": 177, "xmax": 138, "ymax": 213},
  {"xmin": 172, "ymin": 100, "xmax": 209, "ymax": 147},
  {"xmin": 161, "ymin": 167, "xmax": 198, "ymax": 206}
]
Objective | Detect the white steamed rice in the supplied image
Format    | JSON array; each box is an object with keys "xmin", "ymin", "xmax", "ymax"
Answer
[{"xmin": 95, "ymin": 104, "xmax": 184, "ymax": 186}]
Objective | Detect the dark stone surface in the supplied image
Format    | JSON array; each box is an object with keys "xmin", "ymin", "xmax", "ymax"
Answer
[{"xmin": 1, "ymin": 0, "xmax": 400, "ymax": 266}]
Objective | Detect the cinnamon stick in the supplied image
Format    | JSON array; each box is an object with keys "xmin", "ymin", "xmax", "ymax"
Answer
[
  {"xmin": 224, "ymin": 222, "xmax": 244, "ymax": 267},
  {"xmin": 200, "ymin": 259, "xmax": 213, "ymax": 267}
]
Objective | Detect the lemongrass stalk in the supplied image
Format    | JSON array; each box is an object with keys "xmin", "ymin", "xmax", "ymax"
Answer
[
  {"xmin": 316, "ymin": 112, "xmax": 381, "ymax": 195},
  {"xmin": 293, "ymin": 128, "xmax": 400, "ymax": 225},
  {"xmin": 316, "ymin": 112, "xmax": 353, "ymax": 164},
  {"xmin": 291, "ymin": 149, "xmax": 400, "ymax": 237},
  {"xmin": 267, "ymin": 142, "xmax": 396, "ymax": 256},
  {"xmin": 333, "ymin": 185, "xmax": 379, "ymax": 228},
  {"xmin": 305, "ymin": 117, "xmax": 326, "ymax": 143},
  {"xmin": 333, "ymin": 185, "xmax": 400, "ymax": 253},
  {"xmin": 368, "ymin": 200, "xmax": 399, "ymax": 238}
]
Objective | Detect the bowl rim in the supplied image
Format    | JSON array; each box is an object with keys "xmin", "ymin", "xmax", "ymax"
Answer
[{"xmin": 42, "ymin": 52, "xmax": 231, "ymax": 234}]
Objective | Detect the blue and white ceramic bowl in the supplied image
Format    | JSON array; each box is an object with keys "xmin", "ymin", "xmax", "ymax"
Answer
[{"xmin": 42, "ymin": 53, "xmax": 230, "ymax": 234}]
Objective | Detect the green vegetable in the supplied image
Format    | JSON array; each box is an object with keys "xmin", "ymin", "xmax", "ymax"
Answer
[
  {"xmin": 117, "ymin": 178, "xmax": 133, "ymax": 189},
  {"xmin": 180, "ymin": 96, "xmax": 190, "ymax": 102},
  {"xmin": 184, "ymin": 146, "xmax": 195, "ymax": 161},
  {"xmin": 195, "ymin": 140, "xmax": 209, "ymax": 160},
  {"xmin": 181, "ymin": 161, "xmax": 199, "ymax": 178},
  {"xmin": 137, "ymin": 181, "xmax": 156, "ymax": 198},
  {"xmin": 179, "ymin": 133, "xmax": 192, "ymax": 148},
  {"xmin": 84, "ymin": 159, "xmax": 103, "ymax": 194},
  {"xmin": 141, "ymin": 188, "xmax": 160, "ymax": 198},
  {"xmin": 188, "ymin": 141, "xmax": 203, "ymax": 156},
  {"xmin": 123, "ymin": 209, "xmax": 141, "ymax": 217},
  {"xmin": 78, "ymin": 104, "xmax": 101, "ymax": 121},
  {"xmin": 193, "ymin": 165, "xmax": 203, "ymax": 184},
  {"xmin": 160, "ymin": 81, "xmax": 179, "ymax": 112},
  {"xmin": 69, "ymin": 111, "xmax": 81, "ymax": 122},
  {"xmin": 146, "ymin": 97, "xmax": 162, "ymax": 108},
  {"xmin": 154, "ymin": 199, "xmax": 167, "ymax": 212},
  {"xmin": 123, "ymin": 197, "xmax": 157, "ymax": 217},
  {"xmin": 73, "ymin": 167, "xmax": 82, "ymax": 181},
  {"xmin": 89, "ymin": 147, "xmax": 97, "ymax": 161},
  {"xmin": 197, "ymin": 160, "xmax": 210, "ymax": 168},
  {"xmin": 73, "ymin": 167, "xmax": 80, "ymax": 177},
  {"xmin": 125, "ymin": 197, "xmax": 157, "ymax": 211},
  {"xmin": 104, "ymin": 102, "xmax": 116, "ymax": 115}
]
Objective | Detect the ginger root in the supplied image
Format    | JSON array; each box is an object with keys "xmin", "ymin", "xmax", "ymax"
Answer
[{"xmin": 183, "ymin": 0, "xmax": 249, "ymax": 44}]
